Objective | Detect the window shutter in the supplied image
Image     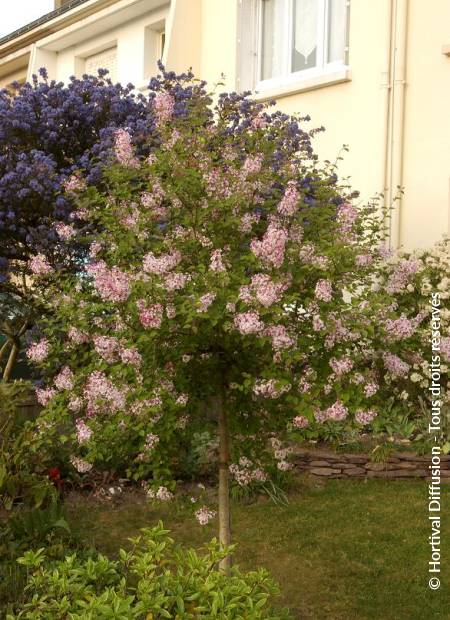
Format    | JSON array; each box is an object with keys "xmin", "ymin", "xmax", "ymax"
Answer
[
  {"xmin": 236, "ymin": 0, "xmax": 259, "ymax": 92},
  {"xmin": 85, "ymin": 47, "xmax": 118, "ymax": 81}
]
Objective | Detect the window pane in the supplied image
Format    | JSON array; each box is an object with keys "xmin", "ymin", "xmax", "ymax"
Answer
[
  {"xmin": 261, "ymin": 0, "xmax": 285, "ymax": 80},
  {"xmin": 327, "ymin": 0, "xmax": 347, "ymax": 63},
  {"xmin": 292, "ymin": 0, "xmax": 319, "ymax": 72}
]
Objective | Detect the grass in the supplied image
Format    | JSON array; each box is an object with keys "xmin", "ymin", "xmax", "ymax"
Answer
[{"xmin": 65, "ymin": 477, "xmax": 450, "ymax": 620}]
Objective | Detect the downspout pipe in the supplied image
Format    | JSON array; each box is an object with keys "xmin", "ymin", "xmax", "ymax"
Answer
[
  {"xmin": 386, "ymin": 0, "xmax": 408, "ymax": 249},
  {"xmin": 380, "ymin": 0, "xmax": 393, "ymax": 244}
]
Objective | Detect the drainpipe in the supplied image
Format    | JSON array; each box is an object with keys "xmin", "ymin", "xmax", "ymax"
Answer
[
  {"xmin": 385, "ymin": 0, "xmax": 408, "ymax": 249},
  {"xmin": 380, "ymin": 0, "xmax": 393, "ymax": 243}
]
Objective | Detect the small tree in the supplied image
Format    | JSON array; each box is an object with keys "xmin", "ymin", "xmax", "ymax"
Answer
[{"xmin": 28, "ymin": 68, "xmax": 387, "ymax": 571}]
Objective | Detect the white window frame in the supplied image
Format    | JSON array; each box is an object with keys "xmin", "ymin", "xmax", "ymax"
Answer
[
  {"xmin": 143, "ymin": 17, "xmax": 167, "ymax": 81},
  {"xmin": 237, "ymin": 0, "xmax": 350, "ymax": 95}
]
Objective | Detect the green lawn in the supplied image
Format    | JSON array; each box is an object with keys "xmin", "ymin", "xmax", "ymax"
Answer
[{"xmin": 66, "ymin": 478, "xmax": 449, "ymax": 620}]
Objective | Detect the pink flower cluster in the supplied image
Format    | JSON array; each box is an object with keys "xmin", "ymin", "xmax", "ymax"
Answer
[
  {"xmin": 233, "ymin": 311, "xmax": 264, "ymax": 335},
  {"xmin": 119, "ymin": 346, "xmax": 142, "ymax": 366},
  {"xmin": 141, "ymin": 183, "xmax": 166, "ymax": 218},
  {"xmin": 386, "ymin": 258, "xmax": 421, "ymax": 293},
  {"xmin": 84, "ymin": 370, "xmax": 127, "ymax": 415},
  {"xmin": 143, "ymin": 250, "xmax": 181, "ymax": 275},
  {"xmin": 355, "ymin": 253, "xmax": 373, "ymax": 267},
  {"xmin": 197, "ymin": 292, "xmax": 216, "ymax": 313},
  {"xmin": 70, "ymin": 456, "xmax": 93, "ymax": 473},
  {"xmin": 329, "ymin": 356, "xmax": 354, "ymax": 376},
  {"xmin": 26, "ymin": 338, "xmax": 49, "ymax": 363},
  {"xmin": 68, "ymin": 396, "xmax": 83, "ymax": 412},
  {"xmin": 229, "ymin": 457, "xmax": 267, "ymax": 486},
  {"xmin": 441, "ymin": 337, "xmax": 450, "ymax": 362},
  {"xmin": 385, "ymin": 314, "xmax": 415, "ymax": 341},
  {"xmin": 87, "ymin": 261, "xmax": 130, "ymax": 302},
  {"xmin": 153, "ymin": 91, "xmax": 175, "ymax": 123},
  {"xmin": 336, "ymin": 203, "xmax": 358, "ymax": 236},
  {"xmin": 277, "ymin": 181, "xmax": 299, "ymax": 216},
  {"xmin": 209, "ymin": 249, "xmax": 226, "ymax": 272},
  {"xmin": 195, "ymin": 506, "xmax": 217, "ymax": 525},
  {"xmin": 114, "ymin": 128, "xmax": 139, "ymax": 168},
  {"xmin": 364, "ymin": 382, "xmax": 379, "ymax": 397},
  {"xmin": 271, "ymin": 438, "xmax": 293, "ymax": 471},
  {"xmin": 251, "ymin": 114, "xmax": 267, "ymax": 129},
  {"xmin": 63, "ymin": 174, "xmax": 86, "ymax": 192},
  {"xmin": 163, "ymin": 272, "xmax": 190, "ymax": 291},
  {"xmin": 242, "ymin": 155, "xmax": 263, "ymax": 176},
  {"xmin": 75, "ymin": 418, "xmax": 93, "ymax": 444},
  {"xmin": 68, "ymin": 327, "xmax": 89, "ymax": 344},
  {"xmin": 28, "ymin": 254, "xmax": 52, "ymax": 276},
  {"xmin": 253, "ymin": 379, "xmax": 291, "ymax": 399},
  {"xmin": 55, "ymin": 222, "xmax": 76, "ymax": 240},
  {"xmin": 324, "ymin": 401, "xmax": 349, "ymax": 421},
  {"xmin": 54, "ymin": 366, "xmax": 74, "ymax": 391},
  {"xmin": 131, "ymin": 397, "xmax": 162, "ymax": 415},
  {"xmin": 242, "ymin": 274, "xmax": 287, "ymax": 308},
  {"xmin": 292, "ymin": 415, "xmax": 309, "ymax": 429},
  {"xmin": 265, "ymin": 325, "xmax": 296, "ymax": 351},
  {"xmin": 239, "ymin": 212, "xmax": 260, "ymax": 233},
  {"xmin": 136, "ymin": 300, "xmax": 163, "ymax": 329},
  {"xmin": 35, "ymin": 387, "xmax": 56, "ymax": 406},
  {"xmin": 147, "ymin": 485, "xmax": 173, "ymax": 501},
  {"xmin": 93, "ymin": 335, "xmax": 119, "ymax": 362},
  {"xmin": 314, "ymin": 279, "xmax": 333, "ymax": 302},
  {"xmin": 250, "ymin": 223, "xmax": 288, "ymax": 268},
  {"xmin": 312, "ymin": 315, "xmax": 325, "ymax": 331},
  {"xmin": 383, "ymin": 352, "xmax": 410, "ymax": 377},
  {"xmin": 203, "ymin": 168, "xmax": 231, "ymax": 199},
  {"xmin": 355, "ymin": 410, "xmax": 378, "ymax": 425},
  {"xmin": 144, "ymin": 433, "xmax": 160, "ymax": 451}
]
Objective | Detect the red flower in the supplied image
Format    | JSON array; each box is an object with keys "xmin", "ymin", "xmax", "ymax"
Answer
[{"xmin": 48, "ymin": 467, "xmax": 61, "ymax": 481}]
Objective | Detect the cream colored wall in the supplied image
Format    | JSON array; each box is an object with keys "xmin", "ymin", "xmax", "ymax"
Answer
[
  {"xmin": 0, "ymin": 67, "xmax": 28, "ymax": 89},
  {"xmin": 401, "ymin": 0, "xmax": 450, "ymax": 248},
  {"xmin": 199, "ymin": 0, "xmax": 238, "ymax": 89}
]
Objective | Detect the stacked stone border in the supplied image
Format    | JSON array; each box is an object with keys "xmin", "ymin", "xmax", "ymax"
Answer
[{"xmin": 292, "ymin": 447, "xmax": 450, "ymax": 482}]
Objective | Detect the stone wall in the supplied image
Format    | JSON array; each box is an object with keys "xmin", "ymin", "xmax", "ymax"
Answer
[{"xmin": 292, "ymin": 447, "xmax": 450, "ymax": 482}]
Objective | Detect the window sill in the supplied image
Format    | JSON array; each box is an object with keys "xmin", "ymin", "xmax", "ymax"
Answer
[{"xmin": 252, "ymin": 68, "xmax": 352, "ymax": 102}]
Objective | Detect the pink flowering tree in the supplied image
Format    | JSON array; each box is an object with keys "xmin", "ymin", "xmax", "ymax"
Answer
[{"xmin": 27, "ymin": 68, "xmax": 391, "ymax": 570}]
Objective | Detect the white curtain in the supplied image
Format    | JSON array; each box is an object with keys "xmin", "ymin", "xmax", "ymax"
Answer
[
  {"xmin": 260, "ymin": 0, "xmax": 286, "ymax": 80},
  {"xmin": 293, "ymin": 0, "xmax": 318, "ymax": 63},
  {"xmin": 327, "ymin": 0, "xmax": 347, "ymax": 63}
]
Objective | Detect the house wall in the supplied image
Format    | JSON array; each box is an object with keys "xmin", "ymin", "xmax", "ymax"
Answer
[{"xmin": 400, "ymin": 0, "xmax": 450, "ymax": 248}]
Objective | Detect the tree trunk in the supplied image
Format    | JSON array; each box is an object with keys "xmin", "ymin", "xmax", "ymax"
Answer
[
  {"xmin": 0, "ymin": 339, "xmax": 11, "ymax": 365},
  {"xmin": 2, "ymin": 322, "xmax": 28, "ymax": 382},
  {"xmin": 3, "ymin": 340, "xmax": 19, "ymax": 382},
  {"xmin": 215, "ymin": 391, "xmax": 232, "ymax": 574}
]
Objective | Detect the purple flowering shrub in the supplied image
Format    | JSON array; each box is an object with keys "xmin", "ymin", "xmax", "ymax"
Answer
[
  {"xmin": 0, "ymin": 67, "xmax": 161, "ymax": 378},
  {"xmin": 0, "ymin": 68, "xmax": 158, "ymax": 270},
  {"xmin": 25, "ymin": 68, "xmax": 396, "ymax": 536}
]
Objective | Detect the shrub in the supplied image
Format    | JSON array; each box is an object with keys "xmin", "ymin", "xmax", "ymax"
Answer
[
  {"xmin": 0, "ymin": 381, "xmax": 56, "ymax": 510},
  {"xmin": 8, "ymin": 523, "xmax": 292, "ymax": 619},
  {"xmin": 370, "ymin": 236, "xmax": 450, "ymax": 441}
]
